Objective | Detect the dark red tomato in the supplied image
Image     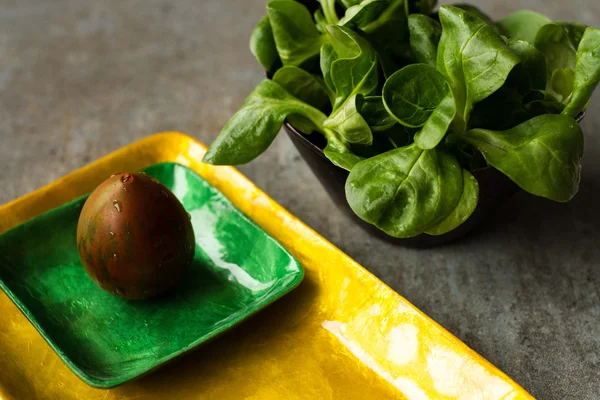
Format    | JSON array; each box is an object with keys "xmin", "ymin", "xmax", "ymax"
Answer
[{"xmin": 77, "ymin": 172, "xmax": 195, "ymax": 300}]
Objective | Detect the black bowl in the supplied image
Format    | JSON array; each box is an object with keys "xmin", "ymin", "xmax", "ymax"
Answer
[
  {"xmin": 285, "ymin": 110, "xmax": 585, "ymax": 247},
  {"xmin": 285, "ymin": 122, "xmax": 518, "ymax": 247}
]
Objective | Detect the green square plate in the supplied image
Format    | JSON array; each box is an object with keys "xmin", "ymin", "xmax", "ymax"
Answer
[{"xmin": 0, "ymin": 162, "xmax": 304, "ymax": 389}]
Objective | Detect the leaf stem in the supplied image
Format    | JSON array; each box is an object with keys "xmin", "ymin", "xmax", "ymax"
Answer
[
  {"xmin": 451, "ymin": 115, "xmax": 467, "ymax": 135},
  {"xmin": 323, "ymin": 127, "xmax": 348, "ymax": 152},
  {"xmin": 320, "ymin": 0, "xmax": 339, "ymax": 25}
]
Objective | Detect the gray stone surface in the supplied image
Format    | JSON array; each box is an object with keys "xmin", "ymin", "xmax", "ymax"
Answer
[{"xmin": 0, "ymin": 0, "xmax": 599, "ymax": 398}]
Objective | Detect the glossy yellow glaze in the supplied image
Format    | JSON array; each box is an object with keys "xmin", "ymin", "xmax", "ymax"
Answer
[{"xmin": 0, "ymin": 133, "xmax": 534, "ymax": 400}]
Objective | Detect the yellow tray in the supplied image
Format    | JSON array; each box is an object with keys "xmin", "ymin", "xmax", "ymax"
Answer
[{"xmin": 0, "ymin": 133, "xmax": 533, "ymax": 400}]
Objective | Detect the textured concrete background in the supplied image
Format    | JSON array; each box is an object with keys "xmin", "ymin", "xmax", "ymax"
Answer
[{"xmin": 1, "ymin": 0, "xmax": 599, "ymax": 398}]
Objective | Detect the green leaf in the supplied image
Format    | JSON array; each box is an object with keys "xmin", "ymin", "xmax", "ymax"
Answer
[
  {"xmin": 267, "ymin": 1, "xmax": 324, "ymax": 68},
  {"xmin": 323, "ymin": 143, "xmax": 365, "ymax": 171},
  {"xmin": 315, "ymin": 9, "xmax": 328, "ymax": 34},
  {"xmin": 264, "ymin": 32, "xmax": 333, "ymax": 135},
  {"xmin": 250, "ymin": 16, "xmax": 280, "ymax": 73},
  {"xmin": 460, "ymin": 114, "xmax": 583, "ymax": 202},
  {"xmin": 324, "ymin": 94, "xmax": 373, "ymax": 145},
  {"xmin": 320, "ymin": 115, "xmax": 364, "ymax": 171},
  {"xmin": 318, "ymin": 0, "xmax": 340, "ymax": 25},
  {"xmin": 358, "ymin": 30, "xmax": 401, "ymax": 78},
  {"xmin": 550, "ymin": 68, "xmax": 575, "ymax": 102},
  {"xmin": 326, "ymin": 25, "xmax": 379, "ymax": 110},
  {"xmin": 454, "ymin": 4, "xmax": 500, "ymax": 34},
  {"xmin": 468, "ymin": 40, "xmax": 546, "ymax": 130},
  {"xmin": 524, "ymin": 90, "xmax": 559, "ymax": 103},
  {"xmin": 358, "ymin": 0, "xmax": 411, "ymax": 78},
  {"xmin": 273, "ymin": 65, "xmax": 333, "ymax": 110},
  {"xmin": 414, "ymin": 91, "xmax": 457, "ymax": 150},
  {"xmin": 497, "ymin": 10, "xmax": 551, "ymax": 44},
  {"xmin": 506, "ymin": 39, "xmax": 547, "ymax": 94},
  {"xmin": 559, "ymin": 23, "xmax": 587, "ymax": 47},
  {"xmin": 286, "ymin": 115, "xmax": 319, "ymax": 135},
  {"xmin": 363, "ymin": 0, "xmax": 406, "ymax": 32},
  {"xmin": 321, "ymin": 42, "xmax": 339, "ymax": 94},
  {"xmin": 350, "ymin": 128, "xmax": 401, "ymax": 157},
  {"xmin": 536, "ymin": 33, "xmax": 575, "ymax": 74},
  {"xmin": 535, "ymin": 22, "xmax": 586, "ymax": 76},
  {"xmin": 362, "ymin": 0, "xmax": 411, "ymax": 62},
  {"xmin": 437, "ymin": 6, "xmax": 520, "ymax": 130},
  {"xmin": 345, "ymin": 144, "xmax": 466, "ymax": 238},
  {"xmin": 563, "ymin": 27, "xmax": 600, "ymax": 118},
  {"xmin": 203, "ymin": 80, "xmax": 327, "ymax": 165},
  {"xmin": 408, "ymin": 14, "xmax": 441, "ymax": 67},
  {"xmin": 339, "ymin": 0, "xmax": 389, "ymax": 29},
  {"xmin": 425, "ymin": 169, "xmax": 479, "ymax": 235},
  {"xmin": 360, "ymin": 96, "xmax": 396, "ymax": 131},
  {"xmin": 383, "ymin": 64, "xmax": 450, "ymax": 127},
  {"xmin": 524, "ymin": 90, "xmax": 566, "ymax": 115}
]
